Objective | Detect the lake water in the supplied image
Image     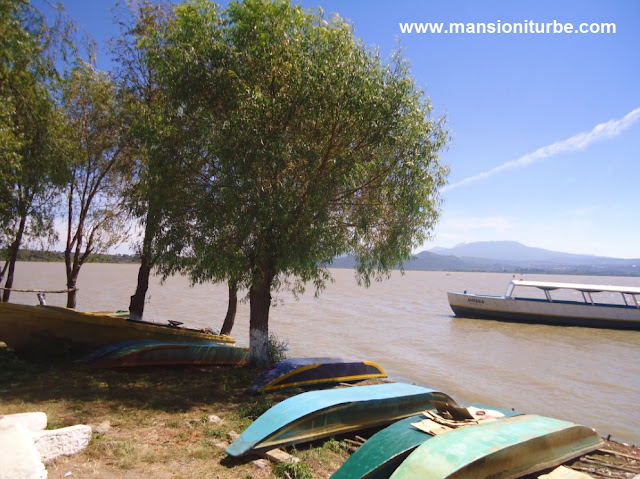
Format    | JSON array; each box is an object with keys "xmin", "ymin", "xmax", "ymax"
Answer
[{"xmin": 7, "ymin": 262, "xmax": 640, "ymax": 444}]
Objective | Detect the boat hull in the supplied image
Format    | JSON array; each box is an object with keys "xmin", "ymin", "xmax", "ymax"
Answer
[
  {"xmin": 246, "ymin": 357, "xmax": 387, "ymax": 394},
  {"xmin": 448, "ymin": 292, "xmax": 640, "ymax": 330},
  {"xmin": 78, "ymin": 340, "xmax": 248, "ymax": 368},
  {"xmin": 389, "ymin": 414, "xmax": 604, "ymax": 479},
  {"xmin": 226, "ymin": 383, "xmax": 456, "ymax": 457},
  {"xmin": 0, "ymin": 302, "xmax": 234, "ymax": 357},
  {"xmin": 331, "ymin": 404, "xmax": 521, "ymax": 479}
]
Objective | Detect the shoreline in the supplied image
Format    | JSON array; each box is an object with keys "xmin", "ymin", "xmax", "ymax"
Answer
[{"xmin": 1, "ymin": 347, "xmax": 638, "ymax": 478}]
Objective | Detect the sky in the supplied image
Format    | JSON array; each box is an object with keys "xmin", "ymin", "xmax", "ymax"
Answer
[{"xmin": 48, "ymin": 0, "xmax": 640, "ymax": 259}]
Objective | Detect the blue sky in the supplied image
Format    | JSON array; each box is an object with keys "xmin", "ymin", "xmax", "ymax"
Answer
[{"xmin": 51, "ymin": 0, "xmax": 640, "ymax": 259}]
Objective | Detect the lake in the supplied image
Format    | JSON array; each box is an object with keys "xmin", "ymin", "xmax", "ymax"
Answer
[{"xmin": 6, "ymin": 262, "xmax": 640, "ymax": 444}]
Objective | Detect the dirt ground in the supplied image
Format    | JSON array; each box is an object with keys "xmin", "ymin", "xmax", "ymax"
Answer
[{"xmin": 2, "ymin": 347, "xmax": 638, "ymax": 478}]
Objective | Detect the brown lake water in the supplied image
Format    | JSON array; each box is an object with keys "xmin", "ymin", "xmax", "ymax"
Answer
[{"xmin": 7, "ymin": 262, "xmax": 640, "ymax": 444}]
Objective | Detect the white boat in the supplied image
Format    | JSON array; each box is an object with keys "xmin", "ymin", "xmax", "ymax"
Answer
[{"xmin": 448, "ymin": 279, "xmax": 640, "ymax": 330}]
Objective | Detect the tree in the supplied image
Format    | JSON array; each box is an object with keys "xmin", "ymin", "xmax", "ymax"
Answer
[
  {"xmin": 61, "ymin": 63, "xmax": 131, "ymax": 309},
  {"xmin": 110, "ymin": 0, "xmax": 174, "ymax": 320},
  {"xmin": 150, "ymin": 0, "xmax": 449, "ymax": 365},
  {"xmin": 0, "ymin": 0, "xmax": 74, "ymax": 301}
]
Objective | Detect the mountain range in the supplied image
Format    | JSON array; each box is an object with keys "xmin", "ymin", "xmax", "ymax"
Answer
[{"xmin": 331, "ymin": 241, "xmax": 640, "ymax": 276}]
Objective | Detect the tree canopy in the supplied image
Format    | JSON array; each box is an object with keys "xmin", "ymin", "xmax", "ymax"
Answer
[
  {"xmin": 0, "ymin": 0, "xmax": 76, "ymax": 300},
  {"xmin": 146, "ymin": 0, "xmax": 449, "ymax": 364}
]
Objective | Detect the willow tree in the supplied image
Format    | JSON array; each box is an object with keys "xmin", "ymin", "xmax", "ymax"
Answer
[
  {"xmin": 61, "ymin": 63, "xmax": 131, "ymax": 309},
  {"xmin": 111, "ymin": 0, "xmax": 174, "ymax": 320},
  {"xmin": 0, "ymin": 0, "xmax": 76, "ymax": 301},
  {"xmin": 150, "ymin": 0, "xmax": 449, "ymax": 365}
]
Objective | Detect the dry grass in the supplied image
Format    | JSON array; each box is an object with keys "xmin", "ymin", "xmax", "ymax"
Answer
[{"xmin": 0, "ymin": 347, "xmax": 349, "ymax": 478}]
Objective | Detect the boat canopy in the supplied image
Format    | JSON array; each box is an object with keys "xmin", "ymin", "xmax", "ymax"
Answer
[
  {"xmin": 509, "ymin": 280, "xmax": 640, "ymax": 295},
  {"xmin": 506, "ymin": 280, "xmax": 640, "ymax": 307}
]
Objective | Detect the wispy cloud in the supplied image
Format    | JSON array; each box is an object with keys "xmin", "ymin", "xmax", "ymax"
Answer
[{"xmin": 443, "ymin": 107, "xmax": 640, "ymax": 192}]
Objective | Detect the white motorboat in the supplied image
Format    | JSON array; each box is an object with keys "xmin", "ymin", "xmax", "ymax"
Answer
[{"xmin": 448, "ymin": 279, "xmax": 640, "ymax": 330}]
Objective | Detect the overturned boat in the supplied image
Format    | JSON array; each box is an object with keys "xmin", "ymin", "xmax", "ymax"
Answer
[
  {"xmin": 0, "ymin": 301, "xmax": 234, "ymax": 357},
  {"xmin": 246, "ymin": 357, "xmax": 387, "ymax": 394},
  {"xmin": 77, "ymin": 339, "xmax": 248, "ymax": 368},
  {"xmin": 226, "ymin": 383, "xmax": 455, "ymax": 457},
  {"xmin": 331, "ymin": 402, "xmax": 521, "ymax": 479},
  {"xmin": 389, "ymin": 413, "xmax": 603, "ymax": 479}
]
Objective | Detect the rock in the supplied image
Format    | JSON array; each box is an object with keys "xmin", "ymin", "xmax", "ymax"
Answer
[
  {"xmin": 208, "ymin": 415, "xmax": 222, "ymax": 424},
  {"xmin": 252, "ymin": 459, "xmax": 270, "ymax": 469},
  {"xmin": 93, "ymin": 420, "xmax": 110, "ymax": 435},
  {"xmin": 32, "ymin": 425, "xmax": 92, "ymax": 464},
  {"xmin": 261, "ymin": 448, "xmax": 300, "ymax": 464},
  {"xmin": 227, "ymin": 430, "xmax": 240, "ymax": 442},
  {"xmin": 0, "ymin": 424, "xmax": 47, "ymax": 479},
  {"xmin": 0, "ymin": 412, "xmax": 47, "ymax": 432}
]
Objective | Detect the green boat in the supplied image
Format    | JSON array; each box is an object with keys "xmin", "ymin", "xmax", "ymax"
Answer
[
  {"xmin": 389, "ymin": 414, "xmax": 604, "ymax": 479},
  {"xmin": 226, "ymin": 383, "xmax": 455, "ymax": 457},
  {"xmin": 331, "ymin": 403, "xmax": 521, "ymax": 479},
  {"xmin": 77, "ymin": 340, "xmax": 248, "ymax": 368}
]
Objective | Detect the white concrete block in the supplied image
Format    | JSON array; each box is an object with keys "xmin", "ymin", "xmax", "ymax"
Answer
[
  {"xmin": 0, "ymin": 424, "xmax": 47, "ymax": 479},
  {"xmin": 0, "ymin": 412, "xmax": 47, "ymax": 432},
  {"xmin": 33, "ymin": 424, "xmax": 92, "ymax": 464}
]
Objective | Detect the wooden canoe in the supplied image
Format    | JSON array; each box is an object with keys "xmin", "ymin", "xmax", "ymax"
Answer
[
  {"xmin": 331, "ymin": 404, "xmax": 521, "ymax": 479},
  {"xmin": 246, "ymin": 357, "xmax": 387, "ymax": 394},
  {"xmin": 0, "ymin": 302, "xmax": 234, "ymax": 357},
  {"xmin": 389, "ymin": 414, "xmax": 604, "ymax": 479},
  {"xmin": 226, "ymin": 383, "xmax": 456, "ymax": 458},
  {"xmin": 77, "ymin": 340, "xmax": 248, "ymax": 368}
]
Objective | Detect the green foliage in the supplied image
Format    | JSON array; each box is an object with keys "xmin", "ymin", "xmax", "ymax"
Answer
[
  {"xmin": 140, "ymin": 0, "xmax": 450, "ymax": 363},
  {"xmin": 0, "ymin": 0, "xmax": 95, "ymax": 300},
  {"xmin": 268, "ymin": 333, "xmax": 289, "ymax": 365},
  {"xmin": 322, "ymin": 438, "xmax": 343, "ymax": 453},
  {"xmin": 60, "ymin": 62, "xmax": 133, "ymax": 307},
  {"xmin": 239, "ymin": 395, "xmax": 274, "ymax": 421},
  {"xmin": 273, "ymin": 460, "xmax": 313, "ymax": 479}
]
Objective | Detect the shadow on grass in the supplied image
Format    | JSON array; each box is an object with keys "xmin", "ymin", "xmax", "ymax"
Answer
[{"xmin": 0, "ymin": 345, "xmax": 265, "ymax": 414}]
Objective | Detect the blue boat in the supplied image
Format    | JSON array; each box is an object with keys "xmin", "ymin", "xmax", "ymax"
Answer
[
  {"xmin": 246, "ymin": 357, "xmax": 387, "ymax": 394},
  {"xmin": 77, "ymin": 339, "xmax": 248, "ymax": 367},
  {"xmin": 226, "ymin": 383, "xmax": 455, "ymax": 457}
]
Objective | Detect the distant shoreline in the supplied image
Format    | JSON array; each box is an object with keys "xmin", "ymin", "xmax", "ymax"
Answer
[
  {"xmin": 4, "ymin": 249, "xmax": 139, "ymax": 264},
  {"xmin": 6, "ymin": 248, "xmax": 640, "ymax": 276}
]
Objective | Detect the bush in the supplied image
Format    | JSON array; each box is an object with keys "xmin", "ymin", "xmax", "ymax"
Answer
[
  {"xmin": 268, "ymin": 333, "xmax": 288, "ymax": 364},
  {"xmin": 273, "ymin": 460, "xmax": 313, "ymax": 479}
]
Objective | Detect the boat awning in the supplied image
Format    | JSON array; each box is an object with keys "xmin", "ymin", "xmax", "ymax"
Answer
[{"xmin": 511, "ymin": 280, "xmax": 640, "ymax": 295}]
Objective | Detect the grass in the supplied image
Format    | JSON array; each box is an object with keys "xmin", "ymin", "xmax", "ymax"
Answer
[{"xmin": 0, "ymin": 346, "xmax": 349, "ymax": 478}]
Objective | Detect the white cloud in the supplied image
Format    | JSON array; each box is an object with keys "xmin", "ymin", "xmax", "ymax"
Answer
[{"xmin": 443, "ymin": 107, "xmax": 640, "ymax": 192}]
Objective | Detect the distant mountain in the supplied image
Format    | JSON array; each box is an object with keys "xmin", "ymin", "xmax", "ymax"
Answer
[
  {"xmin": 426, "ymin": 241, "xmax": 634, "ymax": 265},
  {"xmin": 330, "ymin": 241, "xmax": 640, "ymax": 276}
]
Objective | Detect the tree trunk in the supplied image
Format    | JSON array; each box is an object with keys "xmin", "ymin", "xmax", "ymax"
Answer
[
  {"xmin": 129, "ymin": 255, "xmax": 152, "ymax": 320},
  {"xmin": 66, "ymin": 272, "xmax": 78, "ymax": 309},
  {"xmin": 65, "ymin": 249, "xmax": 79, "ymax": 309},
  {"xmin": 1, "ymin": 245, "xmax": 19, "ymax": 303},
  {"xmin": 1, "ymin": 214, "xmax": 27, "ymax": 303},
  {"xmin": 220, "ymin": 280, "xmax": 238, "ymax": 336},
  {"xmin": 248, "ymin": 274, "xmax": 272, "ymax": 367}
]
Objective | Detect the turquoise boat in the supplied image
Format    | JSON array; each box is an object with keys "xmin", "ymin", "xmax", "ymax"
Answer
[
  {"xmin": 246, "ymin": 357, "xmax": 387, "ymax": 394},
  {"xmin": 389, "ymin": 414, "xmax": 604, "ymax": 479},
  {"xmin": 77, "ymin": 340, "xmax": 248, "ymax": 368},
  {"xmin": 331, "ymin": 403, "xmax": 521, "ymax": 479},
  {"xmin": 226, "ymin": 383, "xmax": 455, "ymax": 457}
]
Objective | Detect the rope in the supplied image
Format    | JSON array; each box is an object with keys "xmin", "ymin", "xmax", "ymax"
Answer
[{"xmin": 0, "ymin": 287, "xmax": 78, "ymax": 293}]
